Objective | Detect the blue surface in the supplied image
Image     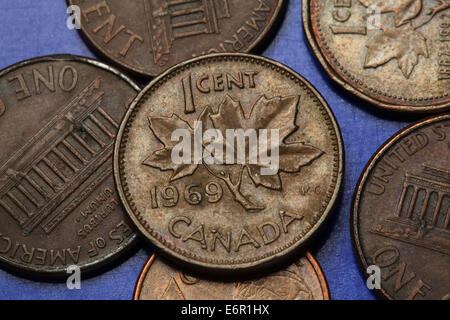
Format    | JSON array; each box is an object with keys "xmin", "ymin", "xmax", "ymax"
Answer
[{"xmin": 0, "ymin": 0, "xmax": 423, "ymax": 300}]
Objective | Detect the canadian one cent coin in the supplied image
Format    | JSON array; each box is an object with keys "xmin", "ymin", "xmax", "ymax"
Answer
[
  {"xmin": 303, "ymin": 0, "xmax": 450, "ymax": 113},
  {"xmin": 134, "ymin": 253, "xmax": 330, "ymax": 300},
  {"xmin": 0, "ymin": 55, "xmax": 139, "ymax": 276},
  {"xmin": 352, "ymin": 114, "xmax": 450, "ymax": 300},
  {"xmin": 67, "ymin": 0, "xmax": 285, "ymax": 77},
  {"xmin": 115, "ymin": 53, "xmax": 343, "ymax": 274}
]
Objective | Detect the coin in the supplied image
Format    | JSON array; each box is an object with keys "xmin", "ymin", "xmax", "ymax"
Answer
[
  {"xmin": 115, "ymin": 53, "xmax": 343, "ymax": 274},
  {"xmin": 303, "ymin": 0, "xmax": 450, "ymax": 113},
  {"xmin": 0, "ymin": 55, "xmax": 139, "ymax": 276},
  {"xmin": 352, "ymin": 114, "xmax": 450, "ymax": 300},
  {"xmin": 67, "ymin": 0, "xmax": 285, "ymax": 78},
  {"xmin": 134, "ymin": 253, "xmax": 330, "ymax": 300}
]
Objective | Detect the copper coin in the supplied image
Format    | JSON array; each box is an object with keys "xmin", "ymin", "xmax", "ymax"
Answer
[
  {"xmin": 303, "ymin": 0, "xmax": 450, "ymax": 113},
  {"xmin": 0, "ymin": 55, "xmax": 139, "ymax": 276},
  {"xmin": 352, "ymin": 114, "xmax": 450, "ymax": 300},
  {"xmin": 115, "ymin": 53, "xmax": 343, "ymax": 274},
  {"xmin": 67, "ymin": 0, "xmax": 285, "ymax": 77},
  {"xmin": 134, "ymin": 253, "xmax": 330, "ymax": 300}
]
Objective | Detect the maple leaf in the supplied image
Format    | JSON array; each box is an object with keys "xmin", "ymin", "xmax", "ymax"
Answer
[
  {"xmin": 364, "ymin": 24, "xmax": 428, "ymax": 78},
  {"xmin": 202, "ymin": 95, "xmax": 323, "ymax": 211},
  {"xmin": 359, "ymin": 0, "xmax": 423, "ymax": 26},
  {"xmin": 143, "ymin": 108, "xmax": 209, "ymax": 181},
  {"xmin": 143, "ymin": 95, "xmax": 323, "ymax": 211},
  {"xmin": 208, "ymin": 95, "xmax": 323, "ymax": 191}
]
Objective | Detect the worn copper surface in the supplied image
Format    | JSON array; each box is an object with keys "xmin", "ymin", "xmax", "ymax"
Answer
[
  {"xmin": 114, "ymin": 53, "xmax": 344, "ymax": 274},
  {"xmin": 67, "ymin": 0, "xmax": 284, "ymax": 77},
  {"xmin": 134, "ymin": 253, "xmax": 330, "ymax": 300},
  {"xmin": 0, "ymin": 55, "xmax": 139, "ymax": 276},
  {"xmin": 303, "ymin": 0, "xmax": 450, "ymax": 113},
  {"xmin": 352, "ymin": 114, "xmax": 450, "ymax": 300}
]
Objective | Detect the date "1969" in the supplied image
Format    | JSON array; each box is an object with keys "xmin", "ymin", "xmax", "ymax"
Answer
[{"xmin": 149, "ymin": 182, "xmax": 224, "ymax": 209}]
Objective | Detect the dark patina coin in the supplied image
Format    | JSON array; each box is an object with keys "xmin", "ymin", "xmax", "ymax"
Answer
[
  {"xmin": 0, "ymin": 55, "xmax": 139, "ymax": 276},
  {"xmin": 134, "ymin": 253, "xmax": 330, "ymax": 300},
  {"xmin": 352, "ymin": 114, "xmax": 450, "ymax": 300},
  {"xmin": 67, "ymin": 0, "xmax": 285, "ymax": 77},
  {"xmin": 303, "ymin": 0, "xmax": 450, "ymax": 113},
  {"xmin": 115, "ymin": 53, "xmax": 343, "ymax": 275}
]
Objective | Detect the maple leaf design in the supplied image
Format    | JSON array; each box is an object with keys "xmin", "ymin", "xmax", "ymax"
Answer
[
  {"xmin": 207, "ymin": 95, "xmax": 323, "ymax": 191},
  {"xmin": 143, "ymin": 95, "xmax": 323, "ymax": 211},
  {"xmin": 430, "ymin": 0, "xmax": 450, "ymax": 15},
  {"xmin": 364, "ymin": 24, "xmax": 428, "ymax": 78},
  {"xmin": 359, "ymin": 0, "xmax": 423, "ymax": 26},
  {"xmin": 143, "ymin": 108, "xmax": 210, "ymax": 181}
]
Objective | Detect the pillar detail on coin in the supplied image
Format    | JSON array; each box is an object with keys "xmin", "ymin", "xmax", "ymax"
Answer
[
  {"xmin": 68, "ymin": 0, "xmax": 285, "ymax": 77},
  {"xmin": 115, "ymin": 54, "xmax": 343, "ymax": 274},
  {"xmin": 303, "ymin": 0, "xmax": 450, "ymax": 113},
  {"xmin": 352, "ymin": 114, "xmax": 450, "ymax": 300},
  {"xmin": 0, "ymin": 55, "xmax": 139, "ymax": 276},
  {"xmin": 134, "ymin": 253, "xmax": 330, "ymax": 300}
]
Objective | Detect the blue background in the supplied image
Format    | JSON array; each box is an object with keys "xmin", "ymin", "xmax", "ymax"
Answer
[{"xmin": 0, "ymin": 0, "xmax": 424, "ymax": 300}]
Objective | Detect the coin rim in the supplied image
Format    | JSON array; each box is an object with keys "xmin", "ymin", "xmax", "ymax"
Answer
[
  {"xmin": 351, "ymin": 113, "xmax": 450, "ymax": 300},
  {"xmin": 0, "ymin": 54, "xmax": 141, "ymax": 277},
  {"xmin": 66, "ymin": 0, "xmax": 286, "ymax": 78},
  {"xmin": 114, "ymin": 52, "xmax": 344, "ymax": 275},
  {"xmin": 302, "ymin": 0, "xmax": 450, "ymax": 114},
  {"xmin": 133, "ymin": 252, "xmax": 331, "ymax": 300}
]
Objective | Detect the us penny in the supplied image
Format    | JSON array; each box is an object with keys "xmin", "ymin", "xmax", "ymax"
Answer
[
  {"xmin": 67, "ymin": 0, "xmax": 285, "ymax": 77},
  {"xmin": 134, "ymin": 253, "xmax": 330, "ymax": 300},
  {"xmin": 352, "ymin": 114, "xmax": 450, "ymax": 300},
  {"xmin": 0, "ymin": 55, "xmax": 139, "ymax": 276},
  {"xmin": 115, "ymin": 53, "xmax": 343, "ymax": 274},
  {"xmin": 303, "ymin": 0, "xmax": 450, "ymax": 113}
]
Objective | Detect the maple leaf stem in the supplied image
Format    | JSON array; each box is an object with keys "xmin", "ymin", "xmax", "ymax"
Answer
[
  {"xmin": 228, "ymin": 181, "xmax": 265, "ymax": 212},
  {"xmin": 414, "ymin": 3, "xmax": 450, "ymax": 30},
  {"xmin": 203, "ymin": 163, "xmax": 265, "ymax": 212},
  {"xmin": 235, "ymin": 165, "xmax": 245, "ymax": 188},
  {"xmin": 414, "ymin": 13, "xmax": 436, "ymax": 29}
]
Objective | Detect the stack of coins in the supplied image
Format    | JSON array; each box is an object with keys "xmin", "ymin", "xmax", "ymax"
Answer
[{"xmin": 0, "ymin": 0, "xmax": 447, "ymax": 300}]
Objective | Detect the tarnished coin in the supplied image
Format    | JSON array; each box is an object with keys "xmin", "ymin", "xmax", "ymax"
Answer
[
  {"xmin": 134, "ymin": 253, "xmax": 330, "ymax": 300},
  {"xmin": 115, "ymin": 53, "xmax": 343, "ymax": 274},
  {"xmin": 303, "ymin": 0, "xmax": 450, "ymax": 113},
  {"xmin": 67, "ymin": 0, "xmax": 285, "ymax": 77},
  {"xmin": 352, "ymin": 114, "xmax": 450, "ymax": 300},
  {"xmin": 0, "ymin": 55, "xmax": 139, "ymax": 276}
]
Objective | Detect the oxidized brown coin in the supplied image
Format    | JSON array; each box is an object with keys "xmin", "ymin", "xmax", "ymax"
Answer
[
  {"xmin": 0, "ymin": 55, "xmax": 139, "ymax": 276},
  {"xmin": 134, "ymin": 253, "xmax": 330, "ymax": 300},
  {"xmin": 303, "ymin": 0, "xmax": 450, "ymax": 113},
  {"xmin": 67, "ymin": 0, "xmax": 285, "ymax": 77},
  {"xmin": 115, "ymin": 53, "xmax": 343, "ymax": 274},
  {"xmin": 352, "ymin": 114, "xmax": 450, "ymax": 300}
]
